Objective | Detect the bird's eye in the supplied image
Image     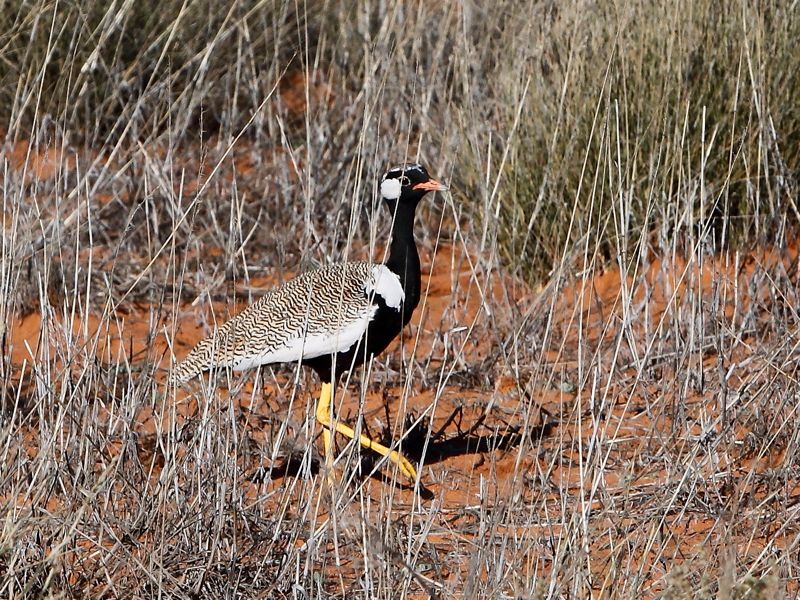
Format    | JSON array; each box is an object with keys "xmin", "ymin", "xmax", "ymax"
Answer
[{"xmin": 399, "ymin": 175, "xmax": 411, "ymax": 186}]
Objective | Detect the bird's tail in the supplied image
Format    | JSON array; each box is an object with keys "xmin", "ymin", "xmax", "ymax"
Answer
[
  {"xmin": 168, "ymin": 354, "xmax": 199, "ymax": 387},
  {"xmin": 167, "ymin": 341, "xmax": 212, "ymax": 386},
  {"xmin": 167, "ymin": 334, "xmax": 234, "ymax": 386}
]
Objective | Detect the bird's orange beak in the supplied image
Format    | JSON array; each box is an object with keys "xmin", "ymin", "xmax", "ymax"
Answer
[{"xmin": 413, "ymin": 179, "xmax": 448, "ymax": 192}]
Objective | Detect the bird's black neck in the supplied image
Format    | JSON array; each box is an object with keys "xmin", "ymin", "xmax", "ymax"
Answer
[{"xmin": 384, "ymin": 202, "xmax": 421, "ymax": 323}]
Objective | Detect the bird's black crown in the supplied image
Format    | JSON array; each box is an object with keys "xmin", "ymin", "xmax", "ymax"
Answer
[
  {"xmin": 383, "ymin": 163, "xmax": 430, "ymax": 185},
  {"xmin": 380, "ymin": 163, "xmax": 444, "ymax": 205}
]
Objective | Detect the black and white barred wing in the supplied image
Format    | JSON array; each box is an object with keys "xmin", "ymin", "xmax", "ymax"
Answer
[{"xmin": 171, "ymin": 262, "xmax": 403, "ymax": 383}]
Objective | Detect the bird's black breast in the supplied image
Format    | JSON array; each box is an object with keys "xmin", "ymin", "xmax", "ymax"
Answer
[{"xmin": 302, "ymin": 292, "xmax": 413, "ymax": 382}]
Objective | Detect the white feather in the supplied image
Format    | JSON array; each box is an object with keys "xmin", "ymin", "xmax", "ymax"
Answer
[
  {"xmin": 380, "ymin": 178, "xmax": 402, "ymax": 200},
  {"xmin": 365, "ymin": 264, "xmax": 404, "ymax": 310},
  {"xmin": 231, "ymin": 305, "xmax": 378, "ymax": 370}
]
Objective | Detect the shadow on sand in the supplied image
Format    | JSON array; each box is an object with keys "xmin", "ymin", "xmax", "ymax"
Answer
[{"xmin": 263, "ymin": 402, "xmax": 557, "ymax": 499}]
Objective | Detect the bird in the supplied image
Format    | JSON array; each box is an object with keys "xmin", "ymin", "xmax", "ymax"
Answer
[{"xmin": 171, "ymin": 163, "xmax": 447, "ymax": 485}]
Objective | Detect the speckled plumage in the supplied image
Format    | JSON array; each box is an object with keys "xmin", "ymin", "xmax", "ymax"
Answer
[{"xmin": 171, "ymin": 262, "xmax": 402, "ymax": 383}]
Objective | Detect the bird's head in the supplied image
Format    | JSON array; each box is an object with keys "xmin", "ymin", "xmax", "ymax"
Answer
[{"xmin": 379, "ymin": 163, "xmax": 447, "ymax": 210}]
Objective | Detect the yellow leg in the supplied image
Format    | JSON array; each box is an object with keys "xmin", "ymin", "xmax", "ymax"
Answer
[
  {"xmin": 315, "ymin": 382, "xmax": 418, "ymax": 481},
  {"xmin": 317, "ymin": 383, "xmax": 336, "ymax": 485}
]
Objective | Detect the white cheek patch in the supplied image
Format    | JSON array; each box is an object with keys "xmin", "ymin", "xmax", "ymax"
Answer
[
  {"xmin": 365, "ymin": 264, "xmax": 404, "ymax": 310},
  {"xmin": 380, "ymin": 178, "xmax": 402, "ymax": 200}
]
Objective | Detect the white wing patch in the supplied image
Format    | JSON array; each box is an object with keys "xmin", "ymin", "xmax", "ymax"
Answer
[
  {"xmin": 380, "ymin": 178, "xmax": 402, "ymax": 200},
  {"xmin": 231, "ymin": 305, "xmax": 378, "ymax": 371},
  {"xmin": 365, "ymin": 264, "xmax": 404, "ymax": 310}
]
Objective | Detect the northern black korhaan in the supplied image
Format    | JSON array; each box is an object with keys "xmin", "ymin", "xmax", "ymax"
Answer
[{"xmin": 172, "ymin": 164, "xmax": 447, "ymax": 486}]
